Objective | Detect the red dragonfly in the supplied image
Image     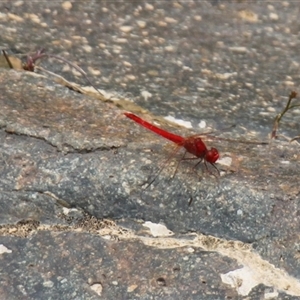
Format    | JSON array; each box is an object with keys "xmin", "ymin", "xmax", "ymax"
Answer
[{"xmin": 124, "ymin": 112, "xmax": 221, "ymax": 185}]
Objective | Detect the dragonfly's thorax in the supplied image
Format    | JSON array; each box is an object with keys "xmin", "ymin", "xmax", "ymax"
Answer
[{"xmin": 183, "ymin": 137, "xmax": 207, "ymax": 158}]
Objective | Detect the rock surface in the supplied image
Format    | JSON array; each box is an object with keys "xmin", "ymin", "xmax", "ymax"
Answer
[{"xmin": 0, "ymin": 1, "xmax": 300, "ymax": 299}]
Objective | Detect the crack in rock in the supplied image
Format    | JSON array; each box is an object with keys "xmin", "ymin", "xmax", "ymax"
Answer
[{"xmin": 1, "ymin": 219, "xmax": 299, "ymax": 297}]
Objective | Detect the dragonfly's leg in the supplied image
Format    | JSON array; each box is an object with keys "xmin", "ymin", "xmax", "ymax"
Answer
[
  {"xmin": 192, "ymin": 158, "xmax": 204, "ymax": 179},
  {"xmin": 178, "ymin": 155, "xmax": 204, "ymax": 179},
  {"xmin": 203, "ymin": 161, "xmax": 220, "ymax": 177},
  {"xmin": 171, "ymin": 150, "xmax": 187, "ymax": 179},
  {"xmin": 210, "ymin": 163, "xmax": 220, "ymax": 176},
  {"xmin": 193, "ymin": 158, "xmax": 204, "ymax": 169}
]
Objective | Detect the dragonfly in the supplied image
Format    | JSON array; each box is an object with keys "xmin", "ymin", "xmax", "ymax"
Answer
[{"xmin": 124, "ymin": 112, "xmax": 223, "ymax": 187}]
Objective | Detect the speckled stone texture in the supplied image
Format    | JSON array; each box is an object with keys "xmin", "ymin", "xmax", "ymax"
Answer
[{"xmin": 0, "ymin": 1, "xmax": 300, "ymax": 299}]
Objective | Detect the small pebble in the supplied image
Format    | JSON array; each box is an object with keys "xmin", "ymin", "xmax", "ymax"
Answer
[{"xmin": 62, "ymin": 1, "xmax": 72, "ymax": 10}]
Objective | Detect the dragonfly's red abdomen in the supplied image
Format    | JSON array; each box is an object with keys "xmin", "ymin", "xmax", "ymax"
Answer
[
  {"xmin": 124, "ymin": 112, "xmax": 185, "ymax": 145},
  {"xmin": 124, "ymin": 112, "xmax": 220, "ymax": 165}
]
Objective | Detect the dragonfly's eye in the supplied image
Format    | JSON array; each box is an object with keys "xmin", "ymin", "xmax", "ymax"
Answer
[{"xmin": 206, "ymin": 147, "xmax": 219, "ymax": 163}]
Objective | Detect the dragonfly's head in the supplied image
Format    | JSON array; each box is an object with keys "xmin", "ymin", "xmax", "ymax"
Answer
[{"xmin": 205, "ymin": 147, "xmax": 219, "ymax": 164}]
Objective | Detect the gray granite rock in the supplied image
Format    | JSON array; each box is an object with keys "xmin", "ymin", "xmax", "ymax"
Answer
[{"xmin": 0, "ymin": 1, "xmax": 300, "ymax": 299}]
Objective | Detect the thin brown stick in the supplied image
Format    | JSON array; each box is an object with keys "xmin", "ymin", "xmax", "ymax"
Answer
[
  {"xmin": 23, "ymin": 49, "xmax": 104, "ymax": 98},
  {"xmin": 271, "ymin": 91, "xmax": 297, "ymax": 139},
  {"xmin": 2, "ymin": 50, "xmax": 13, "ymax": 69}
]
